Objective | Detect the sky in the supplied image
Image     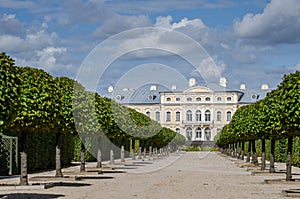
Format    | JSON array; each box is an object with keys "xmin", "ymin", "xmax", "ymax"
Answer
[{"xmin": 1, "ymin": 0, "xmax": 300, "ymax": 95}]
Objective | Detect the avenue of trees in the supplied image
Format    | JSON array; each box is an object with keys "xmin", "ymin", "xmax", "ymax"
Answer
[
  {"xmin": 0, "ymin": 53, "xmax": 186, "ymax": 185},
  {"xmin": 216, "ymin": 70, "xmax": 300, "ymax": 181}
]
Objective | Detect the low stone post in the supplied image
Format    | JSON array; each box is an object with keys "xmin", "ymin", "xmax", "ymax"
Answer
[
  {"xmin": 110, "ymin": 149, "xmax": 114, "ymax": 165},
  {"xmin": 121, "ymin": 145, "xmax": 125, "ymax": 162}
]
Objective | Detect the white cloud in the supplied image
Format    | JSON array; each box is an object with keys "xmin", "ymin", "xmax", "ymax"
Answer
[
  {"xmin": 0, "ymin": 21, "xmax": 72, "ymax": 74},
  {"xmin": 155, "ymin": 16, "xmax": 206, "ymax": 30},
  {"xmin": 155, "ymin": 16, "xmax": 172, "ymax": 29},
  {"xmin": 234, "ymin": 0, "xmax": 300, "ymax": 44},
  {"xmin": 0, "ymin": 13, "xmax": 23, "ymax": 35},
  {"xmin": 93, "ymin": 14, "xmax": 152, "ymax": 39}
]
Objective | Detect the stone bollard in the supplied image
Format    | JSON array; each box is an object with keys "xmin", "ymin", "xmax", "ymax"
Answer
[
  {"xmin": 143, "ymin": 148, "xmax": 146, "ymax": 161},
  {"xmin": 138, "ymin": 147, "xmax": 142, "ymax": 159},
  {"xmin": 110, "ymin": 149, "xmax": 114, "ymax": 165},
  {"xmin": 131, "ymin": 148, "xmax": 135, "ymax": 160},
  {"xmin": 121, "ymin": 145, "xmax": 125, "ymax": 162},
  {"xmin": 96, "ymin": 148, "xmax": 102, "ymax": 168},
  {"xmin": 149, "ymin": 146, "xmax": 152, "ymax": 160}
]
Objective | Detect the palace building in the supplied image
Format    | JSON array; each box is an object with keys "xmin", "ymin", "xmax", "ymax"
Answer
[{"xmin": 105, "ymin": 77, "xmax": 269, "ymax": 145}]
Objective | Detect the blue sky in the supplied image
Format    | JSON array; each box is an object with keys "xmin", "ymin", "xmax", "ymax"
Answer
[{"xmin": 1, "ymin": 0, "xmax": 299, "ymax": 94}]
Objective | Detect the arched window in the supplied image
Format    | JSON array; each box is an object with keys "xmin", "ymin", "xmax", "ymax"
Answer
[
  {"xmin": 176, "ymin": 111, "xmax": 181, "ymax": 122},
  {"xmin": 186, "ymin": 110, "xmax": 192, "ymax": 122},
  {"xmin": 196, "ymin": 97, "xmax": 201, "ymax": 101},
  {"xmin": 166, "ymin": 97, "xmax": 171, "ymax": 102},
  {"xmin": 166, "ymin": 111, "xmax": 171, "ymax": 122},
  {"xmin": 217, "ymin": 97, "xmax": 222, "ymax": 101},
  {"xmin": 187, "ymin": 97, "xmax": 192, "ymax": 101},
  {"xmin": 226, "ymin": 111, "xmax": 232, "ymax": 121},
  {"xmin": 186, "ymin": 127, "xmax": 192, "ymax": 140},
  {"xmin": 176, "ymin": 97, "xmax": 181, "ymax": 102},
  {"xmin": 176, "ymin": 128, "xmax": 180, "ymax": 133},
  {"xmin": 155, "ymin": 111, "xmax": 160, "ymax": 121},
  {"xmin": 195, "ymin": 127, "xmax": 202, "ymax": 138},
  {"xmin": 205, "ymin": 110, "xmax": 211, "ymax": 121},
  {"xmin": 196, "ymin": 110, "xmax": 201, "ymax": 122},
  {"xmin": 205, "ymin": 97, "xmax": 211, "ymax": 101},
  {"xmin": 216, "ymin": 111, "xmax": 221, "ymax": 122},
  {"xmin": 145, "ymin": 111, "xmax": 150, "ymax": 117},
  {"xmin": 204, "ymin": 127, "xmax": 211, "ymax": 141},
  {"xmin": 227, "ymin": 97, "xmax": 232, "ymax": 101}
]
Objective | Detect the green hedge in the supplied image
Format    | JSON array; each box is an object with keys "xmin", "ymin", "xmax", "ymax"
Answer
[
  {"xmin": 244, "ymin": 138, "xmax": 300, "ymax": 167},
  {"xmin": 3, "ymin": 131, "xmax": 75, "ymax": 173}
]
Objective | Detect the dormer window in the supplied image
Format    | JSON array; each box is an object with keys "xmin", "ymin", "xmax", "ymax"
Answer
[
  {"xmin": 187, "ymin": 97, "xmax": 192, "ymax": 101},
  {"xmin": 196, "ymin": 97, "xmax": 201, "ymax": 101},
  {"xmin": 176, "ymin": 97, "xmax": 180, "ymax": 102},
  {"xmin": 166, "ymin": 97, "xmax": 171, "ymax": 102},
  {"xmin": 115, "ymin": 95, "xmax": 123, "ymax": 101},
  {"xmin": 148, "ymin": 95, "xmax": 156, "ymax": 100},
  {"xmin": 226, "ymin": 97, "xmax": 232, "ymax": 101},
  {"xmin": 217, "ymin": 97, "xmax": 222, "ymax": 101}
]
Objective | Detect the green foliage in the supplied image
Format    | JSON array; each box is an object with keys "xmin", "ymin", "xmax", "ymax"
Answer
[
  {"xmin": 1, "ymin": 53, "xmax": 185, "ymax": 174},
  {"xmin": 216, "ymin": 71, "xmax": 300, "ymax": 146},
  {"xmin": 0, "ymin": 53, "xmax": 21, "ymax": 128},
  {"xmin": 9, "ymin": 67, "xmax": 61, "ymax": 133},
  {"xmin": 4, "ymin": 130, "xmax": 75, "ymax": 172}
]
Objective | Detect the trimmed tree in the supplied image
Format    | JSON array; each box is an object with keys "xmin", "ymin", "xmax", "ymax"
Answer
[
  {"xmin": 0, "ymin": 53, "xmax": 21, "ymax": 129},
  {"xmin": 9, "ymin": 67, "xmax": 61, "ymax": 185}
]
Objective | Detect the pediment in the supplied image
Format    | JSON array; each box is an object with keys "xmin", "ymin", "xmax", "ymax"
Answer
[{"xmin": 184, "ymin": 86, "xmax": 213, "ymax": 93}]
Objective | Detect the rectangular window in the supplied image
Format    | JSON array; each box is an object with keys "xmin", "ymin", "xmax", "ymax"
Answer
[
  {"xmin": 155, "ymin": 111, "xmax": 160, "ymax": 121},
  {"xmin": 166, "ymin": 111, "xmax": 171, "ymax": 122},
  {"xmin": 217, "ymin": 111, "xmax": 221, "ymax": 122},
  {"xmin": 176, "ymin": 112, "xmax": 180, "ymax": 121}
]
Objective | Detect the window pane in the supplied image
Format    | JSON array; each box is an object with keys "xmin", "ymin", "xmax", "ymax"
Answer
[
  {"xmin": 217, "ymin": 111, "xmax": 221, "ymax": 121},
  {"xmin": 166, "ymin": 111, "xmax": 171, "ymax": 122},
  {"xmin": 146, "ymin": 111, "xmax": 150, "ymax": 117},
  {"xmin": 187, "ymin": 110, "xmax": 192, "ymax": 121},
  {"xmin": 226, "ymin": 111, "xmax": 232, "ymax": 121},
  {"xmin": 196, "ymin": 110, "xmax": 201, "ymax": 121},
  {"xmin": 195, "ymin": 127, "xmax": 201, "ymax": 138},
  {"xmin": 176, "ymin": 111, "xmax": 180, "ymax": 121},
  {"xmin": 155, "ymin": 111, "xmax": 160, "ymax": 121},
  {"xmin": 205, "ymin": 110, "xmax": 211, "ymax": 121}
]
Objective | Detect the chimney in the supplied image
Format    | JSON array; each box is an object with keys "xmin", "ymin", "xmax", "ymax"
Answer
[
  {"xmin": 240, "ymin": 84, "xmax": 246, "ymax": 90},
  {"xmin": 108, "ymin": 86, "xmax": 114, "ymax": 93},
  {"xmin": 219, "ymin": 77, "xmax": 227, "ymax": 87},
  {"xmin": 261, "ymin": 84, "xmax": 269, "ymax": 90},
  {"xmin": 189, "ymin": 78, "xmax": 196, "ymax": 87},
  {"xmin": 150, "ymin": 85, "xmax": 157, "ymax": 91}
]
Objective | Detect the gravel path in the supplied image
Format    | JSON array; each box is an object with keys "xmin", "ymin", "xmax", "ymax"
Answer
[{"xmin": 1, "ymin": 152, "xmax": 300, "ymax": 199}]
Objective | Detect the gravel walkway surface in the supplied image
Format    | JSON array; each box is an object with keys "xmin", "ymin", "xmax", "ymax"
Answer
[{"xmin": 1, "ymin": 152, "xmax": 300, "ymax": 199}]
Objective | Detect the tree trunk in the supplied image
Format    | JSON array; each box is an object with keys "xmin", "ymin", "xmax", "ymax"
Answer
[
  {"xmin": 261, "ymin": 139, "xmax": 266, "ymax": 170},
  {"xmin": 121, "ymin": 138, "xmax": 125, "ymax": 162},
  {"xmin": 131, "ymin": 139, "xmax": 135, "ymax": 160},
  {"xmin": 96, "ymin": 136, "xmax": 102, "ymax": 168},
  {"xmin": 246, "ymin": 140, "xmax": 251, "ymax": 163},
  {"xmin": 110, "ymin": 138, "xmax": 114, "ymax": 165},
  {"xmin": 270, "ymin": 139, "xmax": 275, "ymax": 173},
  {"xmin": 286, "ymin": 136, "xmax": 293, "ymax": 181},
  {"xmin": 149, "ymin": 144, "xmax": 152, "ymax": 160},
  {"xmin": 241, "ymin": 141, "xmax": 245, "ymax": 160},
  {"xmin": 251, "ymin": 140, "xmax": 258, "ymax": 166},
  {"xmin": 55, "ymin": 132, "xmax": 63, "ymax": 177},
  {"xmin": 80, "ymin": 137, "xmax": 86, "ymax": 172},
  {"xmin": 19, "ymin": 131, "xmax": 28, "ymax": 185},
  {"xmin": 138, "ymin": 140, "xmax": 142, "ymax": 159},
  {"xmin": 237, "ymin": 142, "xmax": 240, "ymax": 159}
]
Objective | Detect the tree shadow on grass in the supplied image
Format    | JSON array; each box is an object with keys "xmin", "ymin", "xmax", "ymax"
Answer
[{"xmin": 0, "ymin": 193, "xmax": 64, "ymax": 199}]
